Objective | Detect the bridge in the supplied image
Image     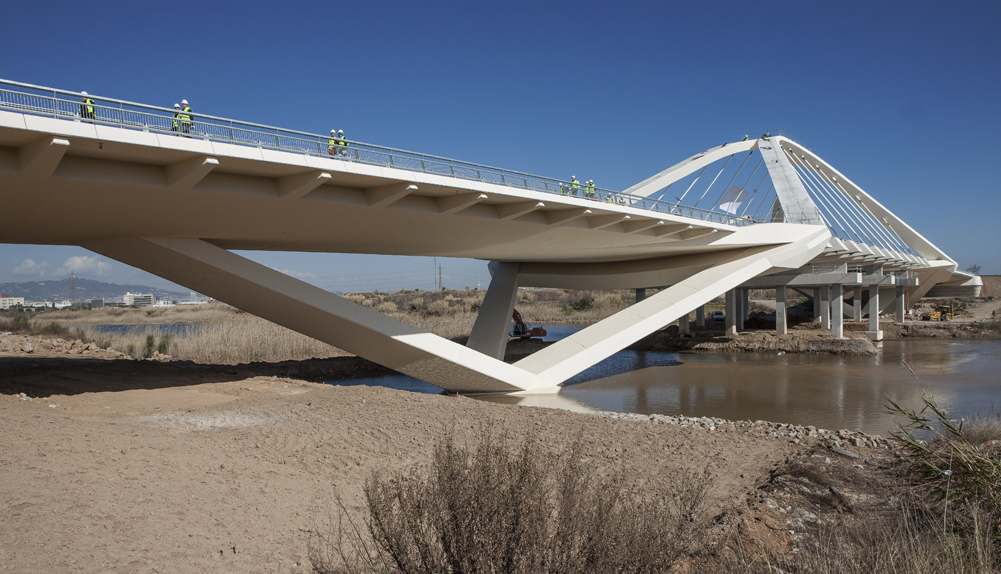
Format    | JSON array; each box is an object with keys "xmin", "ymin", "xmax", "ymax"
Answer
[{"xmin": 0, "ymin": 79, "xmax": 980, "ymax": 393}]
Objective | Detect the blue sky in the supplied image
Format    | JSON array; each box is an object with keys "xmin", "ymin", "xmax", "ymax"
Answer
[{"xmin": 2, "ymin": 0, "xmax": 999, "ymax": 292}]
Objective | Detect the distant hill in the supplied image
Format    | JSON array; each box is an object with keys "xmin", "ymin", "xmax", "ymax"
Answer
[{"xmin": 0, "ymin": 278, "xmax": 192, "ymax": 303}]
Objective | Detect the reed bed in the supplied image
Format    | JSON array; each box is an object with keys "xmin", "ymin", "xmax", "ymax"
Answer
[
  {"xmin": 41, "ymin": 304, "xmax": 235, "ymax": 325},
  {"xmin": 32, "ymin": 287, "xmax": 727, "ymax": 364}
]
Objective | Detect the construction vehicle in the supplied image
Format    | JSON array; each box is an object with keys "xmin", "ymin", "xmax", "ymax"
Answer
[
  {"xmin": 927, "ymin": 305, "xmax": 954, "ymax": 321},
  {"xmin": 511, "ymin": 309, "xmax": 547, "ymax": 339}
]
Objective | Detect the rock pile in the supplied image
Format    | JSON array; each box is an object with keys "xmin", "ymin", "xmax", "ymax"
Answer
[
  {"xmin": 0, "ymin": 334, "xmax": 130, "ymax": 359},
  {"xmin": 599, "ymin": 411, "xmax": 894, "ymax": 451},
  {"xmin": 636, "ymin": 330, "xmax": 878, "ymax": 355}
]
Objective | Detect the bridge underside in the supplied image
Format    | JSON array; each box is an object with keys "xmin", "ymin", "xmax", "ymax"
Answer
[{"xmin": 82, "ymin": 225, "xmax": 828, "ymax": 393}]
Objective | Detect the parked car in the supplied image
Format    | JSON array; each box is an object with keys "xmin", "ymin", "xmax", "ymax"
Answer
[{"xmin": 711, "ymin": 310, "xmax": 725, "ymax": 321}]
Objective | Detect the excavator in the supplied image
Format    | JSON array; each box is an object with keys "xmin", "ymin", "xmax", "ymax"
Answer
[
  {"xmin": 927, "ymin": 305, "xmax": 954, "ymax": 321},
  {"xmin": 511, "ymin": 309, "xmax": 547, "ymax": 339}
]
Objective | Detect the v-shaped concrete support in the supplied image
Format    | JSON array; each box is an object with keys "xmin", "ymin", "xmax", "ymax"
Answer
[{"xmin": 80, "ymin": 225, "xmax": 828, "ymax": 394}]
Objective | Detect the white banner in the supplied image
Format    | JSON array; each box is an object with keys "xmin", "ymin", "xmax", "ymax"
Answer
[{"xmin": 718, "ymin": 185, "xmax": 749, "ymax": 214}]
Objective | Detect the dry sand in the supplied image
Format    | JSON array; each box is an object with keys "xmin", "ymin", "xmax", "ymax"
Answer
[{"xmin": 0, "ymin": 345, "xmax": 900, "ymax": 573}]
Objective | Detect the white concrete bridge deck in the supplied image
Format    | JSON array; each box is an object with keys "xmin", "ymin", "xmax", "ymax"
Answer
[{"xmin": 0, "ymin": 80, "xmax": 979, "ymax": 392}]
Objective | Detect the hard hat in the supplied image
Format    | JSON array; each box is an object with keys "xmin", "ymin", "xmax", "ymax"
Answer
[
  {"xmin": 181, "ymin": 99, "xmax": 188, "ymax": 105},
  {"xmin": 174, "ymin": 103, "xmax": 180, "ymax": 108},
  {"xmin": 338, "ymin": 130, "xmax": 343, "ymax": 134},
  {"xmin": 572, "ymin": 175, "xmax": 576, "ymax": 179},
  {"xmin": 81, "ymin": 91, "xmax": 88, "ymax": 95},
  {"xmin": 331, "ymin": 129, "xmax": 336, "ymax": 134}
]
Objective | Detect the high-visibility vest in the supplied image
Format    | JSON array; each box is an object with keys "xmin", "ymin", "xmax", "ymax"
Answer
[
  {"xmin": 328, "ymin": 138, "xmax": 337, "ymax": 152},
  {"xmin": 180, "ymin": 106, "xmax": 192, "ymax": 123},
  {"xmin": 338, "ymin": 137, "xmax": 348, "ymax": 148},
  {"xmin": 83, "ymin": 98, "xmax": 94, "ymax": 115},
  {"xmin": 571, "ymin": 180, "xmax": 580, "ymax": 190}
]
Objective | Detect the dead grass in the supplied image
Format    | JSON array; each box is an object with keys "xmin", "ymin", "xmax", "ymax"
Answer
[
  {"xmin": 38, "ymin": 304, "xmax": 235, "ymax": 325},
  {"xmin": 776, "ymin": 502, "xmax": 998, "ymax": 574},
  {"xmin": 309, "ymin": 426, "xmax": 714, "ymax": 574}
]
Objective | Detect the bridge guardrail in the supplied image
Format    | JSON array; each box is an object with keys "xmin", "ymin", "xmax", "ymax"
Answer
[{"xmin": 0, "ymin": 79, "xmax": 758, "ymax": 227}]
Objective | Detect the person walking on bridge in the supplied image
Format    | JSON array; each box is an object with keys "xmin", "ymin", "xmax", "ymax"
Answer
[
  {"xmin": 585, "ymin": 180, "xmax": 597, "ymax": 200},
  {"xmin": 172, "ymin": 103, "xmax": 182, "ymax": 132},
  {"xmin": 80, "ymin": 92, "xmax": 96, "ymax": 121},
  {"xmin": 570, "ymin": 176, "xmax": 581, "ymax": 197}
]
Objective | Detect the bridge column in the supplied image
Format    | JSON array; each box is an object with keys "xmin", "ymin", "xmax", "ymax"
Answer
[
  {"xmin": 739, "ymin": 289, "xmax": 749, "ymax": 329},
  {"xmin": 725, "ymin": 289, "xmax": 737, "ymax": 336},
  {"xmin": 679, "ymin": 312, "xmax": 690, "ymax": 334},
  {"xmin": 895, "ymin": 286, "xmax": 906, "ymax": 322},
  {"xmin": 853, "ymin": 286, "xmax": 862, "ymax": 321},
  {"xmin": 820, "ymin": 286, "xmax": 831, "ymax": 330},
  {"xmin": 776, "ymin": 286, "xmax": 788, "ymax": 335},
  {"xmin": 466, "ymin": 262, "xmax": 520, "ymax": 360},
  {"xmin": 635, "ymin": 288, "xmax": 646, "ymax": 303},
  {"xmin": 696, "ymin": 305, "xmax": 705, "ymax": 327},
  {"xmin": 868, "ymin": 285, "xmax": 880, "ymax": 331},
  {"xmin": 831, "ymin": 284, "xmax": 844, "ymax": 339},
  {"xmin": 813, "ymin": 288, "xmax": 821, "ymax": 320}
]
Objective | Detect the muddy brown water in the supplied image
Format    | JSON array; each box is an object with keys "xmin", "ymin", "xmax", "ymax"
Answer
[{"xmin": 329, "ymin": 325, "xmax": 1001, "ymax": 437}]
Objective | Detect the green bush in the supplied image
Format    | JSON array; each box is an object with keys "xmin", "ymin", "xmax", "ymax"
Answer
[
  {"xmin": 156, "ymin": 334, "xmax": 172, "ymax": 355},
  {"xmin": 142, "ymin": 335, "xmax": 156, "ymax": 359}
]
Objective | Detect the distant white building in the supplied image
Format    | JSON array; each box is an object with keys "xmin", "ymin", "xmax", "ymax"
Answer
[
  {"xmin": 123, "ymin": 292, "xmax": 154, "ymax": 307},
  {"xmin": 0, "ymin": 295, "xmax": 25, "ymax": 310}
]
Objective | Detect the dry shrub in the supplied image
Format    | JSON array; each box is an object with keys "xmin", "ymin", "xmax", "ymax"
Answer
[
  {"xmin": 310, "ymin": 427, "xmax": 713, "ymax": 574},
  {"xmin": 0, "ymin": 314, "xmax": 32, "ymax": 333},
  {"xmin": 375, "ymin": 301, "xmax": 398, "ymax": 314},
  {"xmin": 425, "ymin": 300, "xmax": 449, "ymax": 316}
]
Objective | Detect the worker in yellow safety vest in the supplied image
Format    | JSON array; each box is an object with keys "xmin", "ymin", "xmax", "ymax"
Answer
[
  {"xmin": 179, "ymin": 99, "xmax": 193, "ymax": 134},
  {"xmin": 585, "ymin": 180, "xmax": 596, "ymax": 200},
  {"xmin": 172, "ymin": 103, "xmax": 182, "ymax": 132},
  {"xmin": 328, "ymin": 129, "xmax": 338, "ymax": 154},
  {"xmin": 80, "ymin": 92, "xmax": 95, "ymax": 121},
  {"xmin": 570, "ymin": 176, "xmax": 581, "ymax": 196},
  {"xmin": 336, "ymin": 129, "xmax": 349, "ymax": 156}
]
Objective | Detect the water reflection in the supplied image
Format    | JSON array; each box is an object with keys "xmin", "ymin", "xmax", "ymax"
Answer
[
  {"xmin": 506, "ymin": 340, "xmax": 1001, "ymax": 437},
  {"xmin": 320, "ymin": 332, "xmax": 1000, "ymax": 437}
]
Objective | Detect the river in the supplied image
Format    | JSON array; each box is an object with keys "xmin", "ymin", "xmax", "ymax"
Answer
[{"xmin": 327, "ymin": 324, "xmax": 1001, "ymax": 437}]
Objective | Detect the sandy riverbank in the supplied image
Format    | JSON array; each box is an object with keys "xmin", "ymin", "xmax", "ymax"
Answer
[{"xmin": 0, "ymin": 343, "xmax": 905, "ymax": 573}]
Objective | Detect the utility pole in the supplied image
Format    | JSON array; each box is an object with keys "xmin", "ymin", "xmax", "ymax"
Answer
[
  {"xmin": 70, "ymin": 271, "xmax": 76, "ymax": 304},
  {"xmin": 438, "ymin": 264, "xmax": 443, "ymax": 291}
]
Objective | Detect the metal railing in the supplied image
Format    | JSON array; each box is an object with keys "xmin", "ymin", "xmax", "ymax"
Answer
[{"xmin": 0, "ymin": 78, "xmax": 759, "ymax": 227}]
